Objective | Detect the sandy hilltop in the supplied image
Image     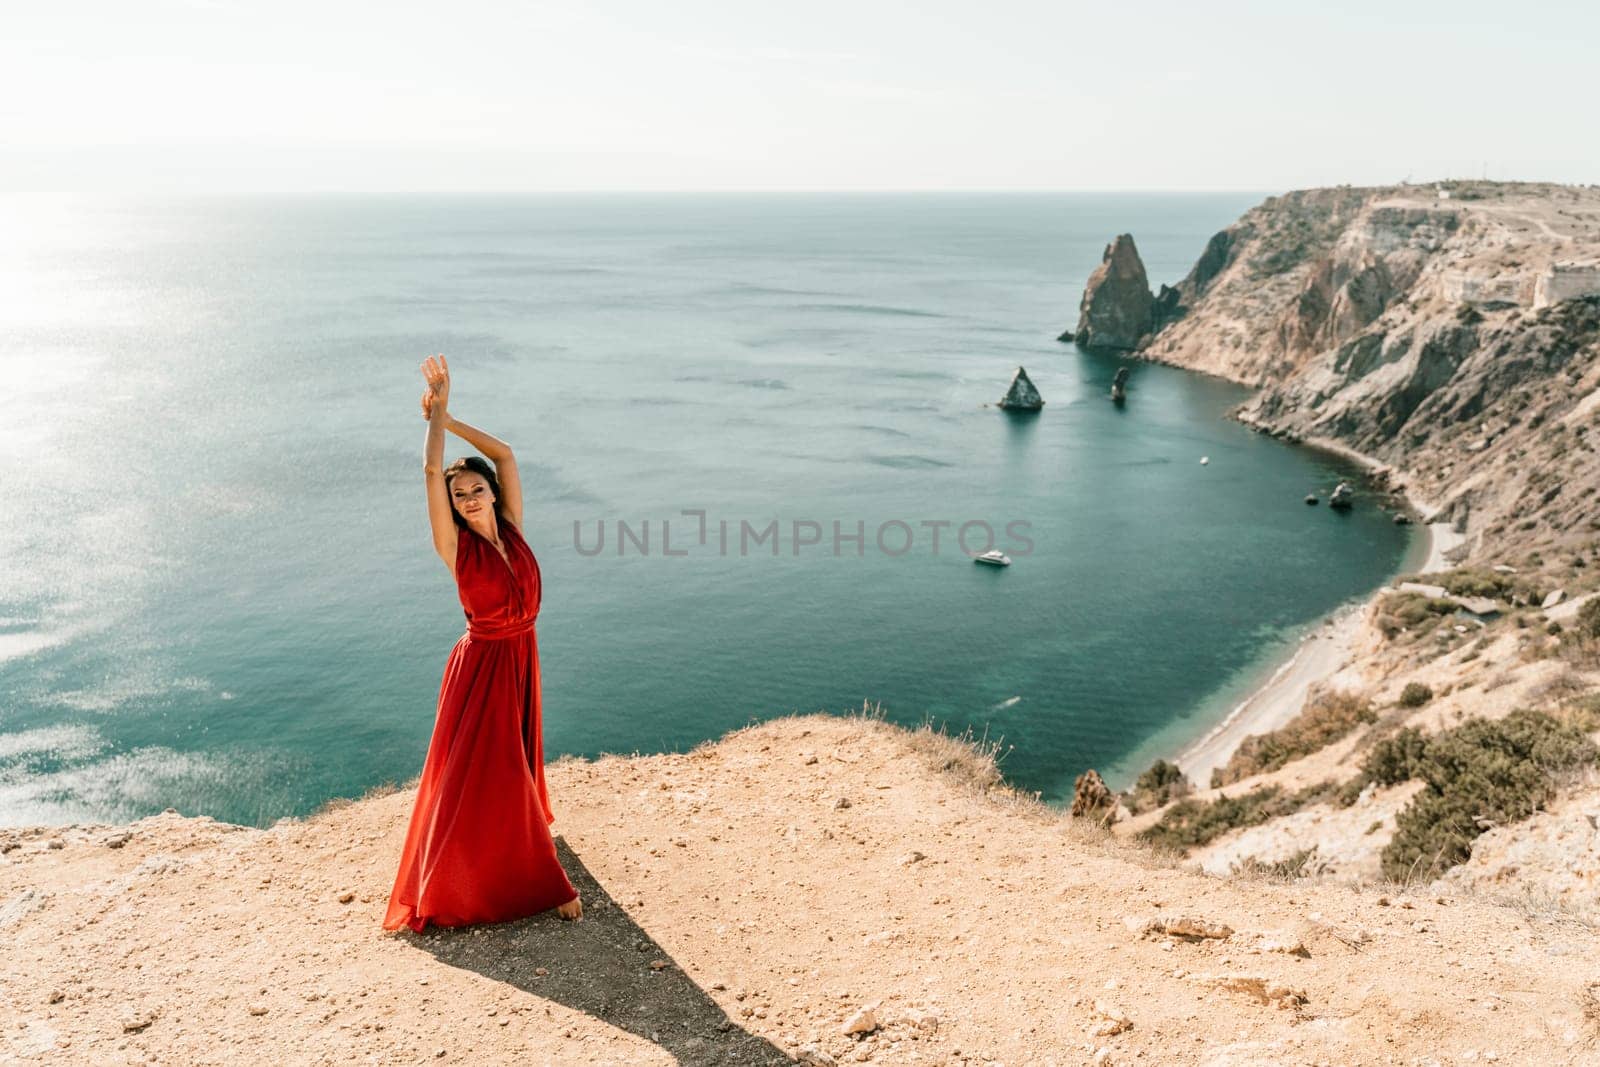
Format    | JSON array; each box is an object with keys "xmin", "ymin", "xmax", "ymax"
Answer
[
  {"xmin": 5, "ymin": 710, "xmax": 1600, "ymax": 1066},
  {"xmin": 7, "ymin": 181, "xmax": 1600, "ymax": 1066}
]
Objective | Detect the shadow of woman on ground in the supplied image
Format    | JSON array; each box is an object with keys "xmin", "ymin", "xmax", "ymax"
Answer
[{"xmin": 398, "ymin": 838, "xmax": 793, "ymax": 1066}]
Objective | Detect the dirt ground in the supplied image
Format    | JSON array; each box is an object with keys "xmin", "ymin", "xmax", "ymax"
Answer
[{"xmin": 3, "ymin": 709, "xmax": 1598, "ymax": 1066}]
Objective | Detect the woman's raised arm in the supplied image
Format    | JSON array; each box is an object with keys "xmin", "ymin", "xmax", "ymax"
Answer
[
  {"xmin": 443, "ymin": 415, "xmax": 523, "ymax": 531},
  {"xmin": 421, "ymin": 355, "xmax": 458, "ymax": 571}
]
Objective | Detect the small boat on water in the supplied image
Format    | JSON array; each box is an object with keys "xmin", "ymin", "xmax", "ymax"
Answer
[{"xmin": 974, "ymin": 549, "xmax": 1012, "ymax": 567}]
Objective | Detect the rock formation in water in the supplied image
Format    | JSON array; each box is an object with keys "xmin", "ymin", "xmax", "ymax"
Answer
[
  {"xmin": 1073, "ymin": 234, "xmax": 1155, "ymax": 350},
  {"xmin": 998, "ymin": 365, "xmax": 1044, "ymax": 409}
]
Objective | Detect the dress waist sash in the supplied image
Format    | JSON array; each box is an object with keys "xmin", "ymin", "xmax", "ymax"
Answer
[{"xmin": 466, "ymin": 619, "xmax": 535, "ymax": 640}]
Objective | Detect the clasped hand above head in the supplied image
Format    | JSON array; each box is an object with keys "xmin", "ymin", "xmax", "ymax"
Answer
[{"xmin": 421, "ymin": 353, "xmax": 451, "ymax": 421}]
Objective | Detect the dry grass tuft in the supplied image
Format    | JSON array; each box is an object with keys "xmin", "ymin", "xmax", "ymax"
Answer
[
  {"xmin": 1481, "ymin": 668, "xmax": 1518, "ymax": 692},
  {"xmin": 1527, "ymin": 665, "xmax": 1593, "ymax": 706},
  {"xmin": 837, "ymin": 703, "xmax": 1166, "ymax": 858},
  {"xmin": 315, "ymin": 779, "xmax": 406, "ymax": 815},
  {"xmin": 1229, "ymin": 847, "xmax": 1326, "ymax": 884},
  {"xmin": 851, "ymin": 700, "xmax": 1053, "ymax": 817}
]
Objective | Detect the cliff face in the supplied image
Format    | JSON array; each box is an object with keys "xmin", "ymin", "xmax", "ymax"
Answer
[
  {"xmin": 1136, "ymin": 182, "xmax": 1600, "ymax": 568},
  {"xmin": 1137, "ymin": 187, "xmax": 1377, "ymax": 384},
  {"xmin": 1095, "ymin": 182, "xmax": 1600, "ymax": 912}
]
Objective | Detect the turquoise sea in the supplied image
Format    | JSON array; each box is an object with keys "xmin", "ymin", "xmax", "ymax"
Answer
[{"xmin": 0, "ymin": 192, "xmax": 1418, "ymax": 827}]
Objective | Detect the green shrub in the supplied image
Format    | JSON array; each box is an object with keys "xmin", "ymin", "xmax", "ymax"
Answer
[
  {"xmin": 1365, "ymin": 726, "xmax": 1430, "ymax": 786},
  {"xmin": 1379, "ymin": 708, "xmax": 1599, "ymax": 882},
  {"xmin": 1438, "ymin": 568, "xmax": 1515, "ymax": 599},
  {"xmin": 1553, "ymin": 626, "xmax": 1600, "ymax": 670},
  {"xmin": 1137, "ymin": 781, "xmax": 1331, "ymax": 853},
  {"xmin": 1137, "ymin": 786, "xmax": 1289, "ymax": 851},
  {"xmin": 1383, "ymin": 592, "xmax": 1457, "ymax": 628},
  {"xmin": 1126, "ymin": 758, "xmax": 1191, "ymax": 814},
  {"xmin": 1399, "ymin": 682, "xmax": 1434, "ymax": 708},
  {"xmin": 1336, "ymin": 775, "xmax": 1369, "ymax": 807},
  {"xmin": 1213, "ymin": 689, "xmax": 1378, "ymax": 785},
  {"xmin": 1423, "ymin": 599, "xmax": 1458, "ymax": 622},
  {"xmin": 1560, "ymin": 693, "xmax": 1600, "ymax": 730},
  {"xmin": 1579, "ymin": 597, "xmax": 1600, "ymax": 638}
]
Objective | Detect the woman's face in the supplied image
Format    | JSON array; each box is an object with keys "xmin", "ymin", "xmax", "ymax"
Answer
[{"xmin": 449, "ymin": 472, "xmax": 495, "ymax": 521}]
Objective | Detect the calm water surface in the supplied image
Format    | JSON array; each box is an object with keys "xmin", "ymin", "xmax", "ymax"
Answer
[{"xmin": 0, "ymin": 193, "xmax": 1416, "ymax": 825}]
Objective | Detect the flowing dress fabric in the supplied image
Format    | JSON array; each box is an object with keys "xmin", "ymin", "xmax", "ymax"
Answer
[{"xmin": 384, "ymin": 521, "xmax": 577, "ymax": 932}]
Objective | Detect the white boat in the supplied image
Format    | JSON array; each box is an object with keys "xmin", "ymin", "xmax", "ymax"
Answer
[{"xmin": 974, "ymin": 549, "xmax": 1012, "ymax": 567}]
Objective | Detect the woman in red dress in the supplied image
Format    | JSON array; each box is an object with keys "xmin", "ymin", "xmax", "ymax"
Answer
[{"xmin": 384, "ymin": 354, "xmax": 584, "ymax": 932}]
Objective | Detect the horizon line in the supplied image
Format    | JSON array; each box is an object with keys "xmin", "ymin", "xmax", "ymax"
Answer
[
  {"xmin": 3, "ymin": 184, "xmax": 1552, "ymax": 199},
  {"xmin": 5, "ymin": 186, "xmax": 1281, "ymax": 196},
  {"xmin": 7, "ymin": 177, "xmax": 1589, "ymax": 198}
]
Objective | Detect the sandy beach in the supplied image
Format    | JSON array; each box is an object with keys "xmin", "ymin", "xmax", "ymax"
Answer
[
  {"xmin": 1175, "ymin": 598, "xmax": 1369, "ymax": 788},
  {"xmin": 1174, "ymin": 438, "xmax": 1460, "ymax": 787}
]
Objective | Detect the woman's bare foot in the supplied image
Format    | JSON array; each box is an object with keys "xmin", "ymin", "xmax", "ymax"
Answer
[{"xmin": 556, "ymin": 895, "xmax": 582, "ymax": 921}]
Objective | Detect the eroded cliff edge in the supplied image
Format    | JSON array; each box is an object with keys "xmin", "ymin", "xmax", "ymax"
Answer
[{"xmin": 3, "ymin": 711, "xmax": 1596, "ymax": 1065}]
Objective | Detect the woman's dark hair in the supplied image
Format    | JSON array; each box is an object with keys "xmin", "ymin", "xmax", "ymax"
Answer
[{"xmin": 442, "ymin": 455, "xmax": 507, "ymax": 530}]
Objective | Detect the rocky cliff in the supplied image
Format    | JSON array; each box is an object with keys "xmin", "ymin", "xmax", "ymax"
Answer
[
  {"xmin": 1079, "ymin": 182, "xmax": 1600, "ymax": 916},
  {"xmin": 1132, "ymin": 181, "xmax": 1600, "ymax": 567}
]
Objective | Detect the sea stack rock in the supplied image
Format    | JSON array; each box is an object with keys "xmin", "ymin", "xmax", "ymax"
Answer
[
  {"xmin": 999, "ymin": 366, "xmax": 1044, "ymax": 410},
  {"xmin": 1074, "ymin": 234, "xmax": 1155, "ymax": 351}
]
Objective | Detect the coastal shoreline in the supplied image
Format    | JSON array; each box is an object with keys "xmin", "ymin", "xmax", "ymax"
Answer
[
  {"xmin": 1171, "ymin": 429, "xmax": 1460, "ymax": 788},
  {"xmin": 1173, "ymin": 595, "xmax": 1371, "ymax": 788}
]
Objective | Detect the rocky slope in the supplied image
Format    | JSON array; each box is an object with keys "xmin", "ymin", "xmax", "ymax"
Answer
[
  {"xmin": 1130, "ymin": 181, "xmax": 1600, "ymax": 568},
  {"xmin": 5, "ymin": 711, "xmax": 1598, "ymax": 1066},
  {"xmin": 1076, "ymin": 181, "xmax": 1600, "ymax": 913}
]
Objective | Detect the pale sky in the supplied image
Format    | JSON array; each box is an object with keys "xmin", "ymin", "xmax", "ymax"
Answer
[{"xmin": 3, "ymin": 0, "xmax": 1596, "ymax": 192}]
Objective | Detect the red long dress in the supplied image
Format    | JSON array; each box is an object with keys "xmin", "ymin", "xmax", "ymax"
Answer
[{"xmin": 384, "ymin": 520, "xmax": 578, "ymax": 932}]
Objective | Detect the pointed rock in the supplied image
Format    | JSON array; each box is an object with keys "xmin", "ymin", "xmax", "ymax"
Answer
[
  {"xmin": 999, "ymin": 366, "xmax": 1044, "ymax": 410},
  {"xmin": 1071, "ymin": 769, "xmax": 1116, "ymax": 821},
  {"xmin": 1074, "ymin": 234, "xmax": 1155, "ymax": 350}
]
